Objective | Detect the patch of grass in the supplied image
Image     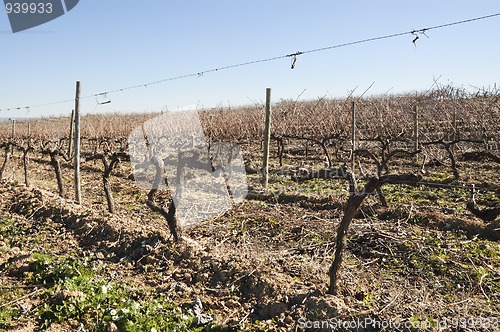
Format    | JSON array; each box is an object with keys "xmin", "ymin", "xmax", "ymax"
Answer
[
  {"xmin": 21, "ymin": 253, "xmax": 212, "ymax": 331},
  {"xmin": 476, "ymin": 189, "xmax": 500, "ymax": 205},
  {"xmin": 362, "ymin": 293, "xmax": 375, "ymax": 307},
  {"xmin": 384, "ymin": 185, "xmax": 433, "ymax": 205},
  {"xmin": 26, "ymin": 253, "xmax": 85, "ymax": 285},
  {"xmin": 380, "ymin": 228, "xmax": 500, "ymax": 301},
  {"xmin": 0, "ymin": 307, "xmax": 22, "ymax": 329},
  {"xmin": 383, "ymin": 183, "xmax": 473, "ymax": 211},
  {"xmin": 0, "ymin": 246, "xmax": 176, "ymax": 331},
  {"xmin": 426, "ymin": 172, "xmax": 453, "ymax": 183},
  {"xmin": 39, "ymin": 278, "xmax": 210, "ymax": 331},
  {"xmin": 0, "ymin": 218, "xmax": 24, "ymax": 239},
  {"xmin": 0, "ymin": 287, "xmax": 25, "ymax": 329}
]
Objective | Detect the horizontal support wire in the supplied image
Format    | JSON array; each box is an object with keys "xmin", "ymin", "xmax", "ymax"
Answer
[{"xmin": 1, "ymin": 12, "xmax": 499, "ymax": 113}]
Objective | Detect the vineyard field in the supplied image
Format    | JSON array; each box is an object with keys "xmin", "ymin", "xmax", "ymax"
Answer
[{"xmin": 0, "ymin": 87, "xmax": 499, "ymax": 331}]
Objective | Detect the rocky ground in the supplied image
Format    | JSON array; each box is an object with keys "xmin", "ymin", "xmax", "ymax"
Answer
[{"xmin": 0, "ymin": 150, "xmax": 499, "ymax": 331}]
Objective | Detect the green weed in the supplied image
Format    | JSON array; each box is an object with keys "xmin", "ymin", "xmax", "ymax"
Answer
[{"xmin": 29, "ymin": 254, "xmax": 209, "ymax": 331}]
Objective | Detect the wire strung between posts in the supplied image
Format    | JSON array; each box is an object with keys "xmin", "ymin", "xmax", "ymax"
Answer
[{"xmin": 1, "ymin": 12, "xmax": 499, "ymax": 113}]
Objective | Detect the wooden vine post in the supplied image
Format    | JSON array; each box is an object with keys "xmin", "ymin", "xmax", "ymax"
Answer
[
  {"xmin": 68, "ymin": 109, "xmax": 75, "ymax": 157},
  {"xmin": 74, "ymin": 81, "xmax": 82, "ymax": 204},
  {"xmin": 10, "ymin": 119, "xmax": 16, "ymax": 155},
  {"xmin": 413, "ymin": 105, "xmax": 419, "ymax": 162},
  {"xmin": 351, "ymin": 101, "xmax": 356, "ymax": 171},
  {"xmin": 11, "ymin": 119, "xmax": 16, "ymax": 139},
  {"xmin": 262, "ymin": 87, "xmax": 272, "ymax": 188},
  {"xmin": 452, "ymin": 108, "xmax": 457, "ymax": 141}
]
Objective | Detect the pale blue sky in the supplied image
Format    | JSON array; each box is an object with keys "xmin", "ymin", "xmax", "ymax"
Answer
[{"xmin": 1, "ymin": 1, "xmax": 499, "ymax": 118}]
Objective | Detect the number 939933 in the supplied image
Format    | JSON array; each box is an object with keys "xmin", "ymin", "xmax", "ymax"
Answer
[{"xmin": 5, "ymin": 2, "xmax": 53, "ymax": 14}]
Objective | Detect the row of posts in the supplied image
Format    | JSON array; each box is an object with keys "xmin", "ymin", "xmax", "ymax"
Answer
[
  {"xmin": 5, "ymin": 81, "xmax": 82, "ymax": 204},
  {"xmin": 260, "ymin": 91, "xmax": 450, "ymax": 187},
  {"xmin": 7, "ymin": 86, "xmax": 455, "ymax": 197}
]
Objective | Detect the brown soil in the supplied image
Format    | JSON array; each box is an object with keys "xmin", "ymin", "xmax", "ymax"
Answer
[{"xmin": 1, "ymin": 150, "xmax": 499, "ymax": 331}]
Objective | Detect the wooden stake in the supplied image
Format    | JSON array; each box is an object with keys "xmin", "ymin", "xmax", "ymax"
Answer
[
  {"xmin": 10, "ymin": 119, "xmax": 15, "ymax": 154},
  {"xmin": 452, "ymin": 108, "xmax": 457, "ymax": 141},
  {"xmin": 262, "ymin": 88, "xmax": 272, "ymax": 188},
  {"xmin": 68, "ymin": 109, "xmax": 75, "ymax": 158},
  {"xmin": 413, "ymin": 105, "xmax": 419, "ymax": 161},
  {"xmin": 351, "ymin": 101, "xmax": 356, "ymax": 171},
  {"xmin": 74, "ymin": 82, "xmax": 82, "ymax": 204},
  {"xmin": 11, "ymin": 119, "xmax": 16, "ymax": 139}
]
